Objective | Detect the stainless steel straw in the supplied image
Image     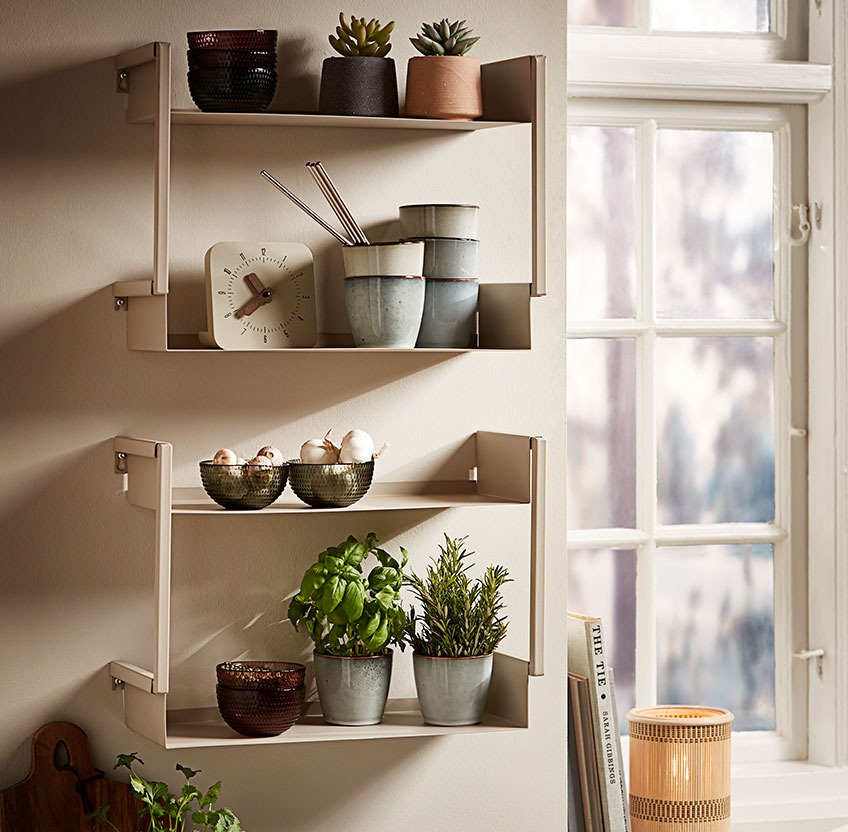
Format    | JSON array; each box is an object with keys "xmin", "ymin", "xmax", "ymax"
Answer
[
  {"xmin": 260, "ymin": 169, "xmax": 353, "ymax": 246},
  {"xmin": 306, "ymin": 162, "xmax": 361, "ymax": 244},
  {"xmin": 310, "ymin": 161, "xmax": 369, "ymax": 245}
]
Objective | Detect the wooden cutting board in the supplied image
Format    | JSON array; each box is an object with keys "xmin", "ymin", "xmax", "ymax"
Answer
[{"xmin": 0, "ymin": 722, "xmax": 139, "ymax": 832}]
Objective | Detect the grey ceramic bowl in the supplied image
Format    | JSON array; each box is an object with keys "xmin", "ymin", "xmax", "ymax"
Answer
[
  {"xmin": 399, "ymin": 203, "xmax": 480, "ymax": 240},
  {"xmin": 344, "ymin": 275, "xmax": 425, "ymax": 348},
  {"xmin": 401, "ymin": 237, "xmax": 479, "ymax": 279},
  {"xmin": 416, "ymin": 278, "xmax": 479, "ymax": 349}
]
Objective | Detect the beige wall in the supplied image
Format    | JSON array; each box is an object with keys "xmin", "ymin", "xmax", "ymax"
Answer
[{"xmin": 0, "ymin": 1, "xmax": 567, "ymax": 830}]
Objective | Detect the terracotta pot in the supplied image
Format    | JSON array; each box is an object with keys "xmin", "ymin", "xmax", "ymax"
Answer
[
  {"xmin": 404, "ymin": 55, "xmax": 482, "ymax": 121},
  {"xmin": 319, "ymin": 56, "xmax": 399, "ymax": 117}
]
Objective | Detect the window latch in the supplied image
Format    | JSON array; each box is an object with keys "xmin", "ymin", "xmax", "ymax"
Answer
[
  {"xmin": 789, "ymin": 203, "xmax": 811, "ymax": 247},
  {"xmin": 794, "ymin": 648, "xmax": 825, "ymax": 678}
]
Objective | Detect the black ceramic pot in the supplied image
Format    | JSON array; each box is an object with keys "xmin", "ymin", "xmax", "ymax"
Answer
[{"xmin": 318, "ymin": 56, "xmax": 399, "ymax": 117}]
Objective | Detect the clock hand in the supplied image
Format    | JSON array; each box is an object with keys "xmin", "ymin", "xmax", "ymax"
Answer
[{"xmin": 235, "ymin": 273, "xmax": 273, "ymax": 318}]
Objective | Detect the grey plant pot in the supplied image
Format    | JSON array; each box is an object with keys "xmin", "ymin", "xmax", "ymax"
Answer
[
  {"xmin": 313, "ymin": 650, "xmax": 393, "ymax": 726},
  {"xmin": 412, "ymin": 652, "xmax": 494, "ymax": 726},
  {"xmin": 318, "ymin": 56, "xmax": 399, "ymax": 117}
]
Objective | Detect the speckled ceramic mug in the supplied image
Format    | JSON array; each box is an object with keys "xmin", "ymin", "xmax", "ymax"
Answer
[
  {"xmin": 344, "ymin": 274, "xmax": 425, "ymax": 348},
  {"xmin": 416, "ymin": 277, "xmax": 479, "ymax": 349}
]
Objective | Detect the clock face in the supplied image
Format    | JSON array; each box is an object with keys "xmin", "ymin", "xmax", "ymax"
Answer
[{"xmin": 203, "ymin": 241, "xmax": 317, "ymax": 349}]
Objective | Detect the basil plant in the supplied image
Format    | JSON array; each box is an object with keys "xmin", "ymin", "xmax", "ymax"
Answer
[{"xmin": 288, "ymin": 532, "xmax": 408, "ymax": 657}]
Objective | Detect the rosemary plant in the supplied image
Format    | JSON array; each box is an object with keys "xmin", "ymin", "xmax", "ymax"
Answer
[{"xmin": 405, "ymin": 534, "xmax": 511, "ymax": 657}]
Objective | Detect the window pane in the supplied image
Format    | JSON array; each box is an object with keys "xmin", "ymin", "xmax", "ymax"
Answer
[
  {"xmin": 569, "ymin": 548, "xmax": 637, "ymax": 731},
  {"xmin": 652, "ymin": 0, "xmax": 769, "ymax": 32},
  {"xmin": 568, "ymin": 339, "xmax": 637, "ymax": 529},
  {"xmin": 656, "ymin": 544, "xmax": 775, "ymax": 731},
  {"xmin": 567, "ymin": 126, "xmax": 637, "ymax": 319},
  {"xmin": 656, "ymin": 337, "xmax": 774, "ymax": 525},
  {"xmin": 568, "ymin": 0, "xmax": 635, "ymax": 28},
  {"xmin": 655, "ymin": 130, "xmax": 774, "ymax": 319}
]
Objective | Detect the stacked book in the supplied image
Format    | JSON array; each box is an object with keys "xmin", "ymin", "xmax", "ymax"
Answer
[{"xmin": 567, "ymin": 611, "xmax": 631, "ymax": 832}]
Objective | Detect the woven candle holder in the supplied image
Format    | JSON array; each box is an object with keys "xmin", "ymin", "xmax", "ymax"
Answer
[{"xmin": 628, "ymin": 706, "xmax": 734, "ymax": 832}]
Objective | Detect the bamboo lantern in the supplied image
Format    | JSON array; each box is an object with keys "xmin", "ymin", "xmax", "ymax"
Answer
[{"xmin": 628, "ymin": 706, "xmax": 734, "ymax": 832}]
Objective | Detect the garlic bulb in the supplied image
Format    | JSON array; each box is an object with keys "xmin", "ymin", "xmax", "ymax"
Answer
[
  {"xmin": 339, "ymin": 429, "xmax": 375, "ymax": 464},
  {"xmin": 212, "ymin": 448, "xmax": 239, "ymax": 465},
  {"xmin": 300, "ymin": 430, "xmax": 340, "ymax": 464},
  {"xmin": 257, "ymin": 445, "xmax": 285, "ymax": 466},
  {"xmin": 247, "ymin": 455, "xmax": 275, "ymax": 487}
]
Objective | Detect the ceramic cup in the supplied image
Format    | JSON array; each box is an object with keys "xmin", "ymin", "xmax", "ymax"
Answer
[
  {"xmin": 342, "ymin": 240, "xmax": 424, "ymax": 277},
  {"xmin": 345, "ymin": 275, "xmax": 425, "ymax": 348},
  {"xmin": 416, "ymin": 277, "xmax": 479, "ymax": 349},
  {"xmin": 399, "ymin": 203, "xmax": 480, "ymax": 240},
  {"xmin": 401, "ymin": 237, "xmax": 479, "ymax": 279}
]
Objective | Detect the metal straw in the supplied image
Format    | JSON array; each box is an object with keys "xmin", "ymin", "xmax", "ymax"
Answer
[
  {"xmin": 260, "ymin": 169, "xmax": 353, "ymax": 246},
  {"xmin": 311, "ymin": 161, "xmax": 369, "ymax": 245},
  {"xmin": 306, "ymin": 162, "xmax": 361, "ymax": 245}
]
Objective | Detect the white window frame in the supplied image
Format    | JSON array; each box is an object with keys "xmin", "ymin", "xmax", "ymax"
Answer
[{"xmin": 567, "ymin": 0, "xmax": 848, "ymax": 825}]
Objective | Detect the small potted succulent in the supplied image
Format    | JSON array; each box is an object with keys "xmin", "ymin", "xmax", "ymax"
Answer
[
  {"xmin": 404, "ymin": 19, "xmax": 482, "ymax": 120},
  {"xmin": 319, "ymin": 12, "xmax": 398, "ymax": 117},
  {"xmin": 405, "ymin": 534, "xmax": 510, "ymax": 725},
  {"xmin": 288, "ymin": 532, "xmax": 408, "ymax": 725}
]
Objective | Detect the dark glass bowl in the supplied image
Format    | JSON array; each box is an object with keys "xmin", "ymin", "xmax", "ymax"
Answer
[
  {"xmin": 187, "ymin": 29, "xmax": 278, "ymax": 51},
  {"xmin": 216, "ymin": 684, "xmax": 304, "ymax": 737},
  {"xmin": 199, "ymin": 460, "xmax": 287, "ymax": 510},
  {"xmin": 187, "ymin": 49, "xmax": 277, "ymax": 70},
  {"xmin": 216, "ymin": 660, "xmax": 306, "ymax": 690},
  {"xmin": 286, "ymin": 459, "xmax": 374, "ymax": 508},
  {"xmin": 187, "ymin": 67, "xmax": 277, "ymax": 113}
]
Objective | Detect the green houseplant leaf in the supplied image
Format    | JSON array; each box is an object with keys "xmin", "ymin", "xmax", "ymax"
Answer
[
  {"xmin": 405, "ymin": 534, "xmax": 511, "ymax": 657},
  {"xmin": 288, "ymin": 532, "xmax": 408, "ymax": 657}
]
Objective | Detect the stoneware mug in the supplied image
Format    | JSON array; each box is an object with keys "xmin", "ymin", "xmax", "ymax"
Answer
[
  {"xmin": 342, "ymin": 240, "xmax": 424, "ymax": 277},
  {"xmin": 345, "ymin": 274, "xmax": 425, "ymax": 348}
]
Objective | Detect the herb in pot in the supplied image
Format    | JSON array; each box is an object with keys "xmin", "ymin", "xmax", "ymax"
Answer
[{"xmin": 90, "ymin": 752, "xmax": 244, "ymax": 832}]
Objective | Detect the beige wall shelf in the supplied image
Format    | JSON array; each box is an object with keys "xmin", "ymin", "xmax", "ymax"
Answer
[
  {"xmin": 110, "ymin": 431, "xmax": 546, "ymax": 748},
  {"xmin": 111, "ymin": 42, "xmax": 546, "ymax": 352}
]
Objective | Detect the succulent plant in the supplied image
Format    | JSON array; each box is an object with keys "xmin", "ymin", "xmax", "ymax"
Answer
[
  {"xmin": 410, "ymin": 19, "xmax": 480, "ymax": 56},
  {"xmin": 329, "ymin": 12, "xmax": 395, "ymax": 57}
]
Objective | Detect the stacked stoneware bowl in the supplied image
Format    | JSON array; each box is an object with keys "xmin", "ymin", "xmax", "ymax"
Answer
[
  {"xmin": 187, "ymin": 29, "xmax": 278, "ymax": 113},
  {"xmin": 216, "ymin": 660, "xmax": 305, "ymax": 737},
  {"xmin": 399, "ymin": 204, "xmax": 480, "ymax": 348}
]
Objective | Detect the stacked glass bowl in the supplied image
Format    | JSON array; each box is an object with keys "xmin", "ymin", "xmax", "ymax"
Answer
[
  {"xmin": 187, "ymin": 29, "xmax": 278, "ymax": 113},
  {"xmin": 215, "ymin": 660, "xmax": 305, "ymax": 737}
]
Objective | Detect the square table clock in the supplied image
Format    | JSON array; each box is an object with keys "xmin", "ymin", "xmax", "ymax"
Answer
[{"xmin": 199, "ymin": 241, "xmax": 317, "ymax": 349}]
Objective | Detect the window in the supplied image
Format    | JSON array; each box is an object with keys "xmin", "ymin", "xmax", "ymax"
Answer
[{"xmin": 566, "ymin": 1, "xmax": 848, "ymax": 798}]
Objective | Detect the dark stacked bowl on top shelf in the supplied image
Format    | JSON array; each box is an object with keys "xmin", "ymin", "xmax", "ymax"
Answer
[
  {"xmin": 215, "ymin": 660, "xmax": 305, "ymax": 737},
  {"xmin": 187, "ymin": 30, "xmax": 278, "ymax": 113}
]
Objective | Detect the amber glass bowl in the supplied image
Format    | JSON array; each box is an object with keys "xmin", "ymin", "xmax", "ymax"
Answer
[
  {"xmin": 216, "ymin": 684, "xmax": 304, "ymax": 737},
  {"xmin": 187, "ymin": 29, "xmax": 278, "ymax": 51},
  {"xmin": 216, "ymin": 660, "xmax": 306, "ymax": 690}
]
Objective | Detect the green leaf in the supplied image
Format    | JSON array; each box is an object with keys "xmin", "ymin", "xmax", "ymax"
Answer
[
  {"xmin": 287, "ymin": 595, "xmax": 306, "ymax": 627},
  {"xmin": 358, "ymin": 609, "xmax": 381, "ymax": 640},
  {"xmin": 114, "ymin": 752, "xmax": 142, "ymax": 770},
  {"xmin": 202, "ymin": 780, "xmax": 222, "ymax": 808},
  {"xmin": 322, "ymin": 575, "xmax": 345, "ymax": 614},
  {"xmin": 364, "ymin": 617, "xmax": 389, "ymax": 653},
  {"xmin": 374, "ymin": 586, "xmax": 397, "ymax": 611},
  {"xmin": 341, "ymin": 580, "xmax": 366, "ymax": 621}
]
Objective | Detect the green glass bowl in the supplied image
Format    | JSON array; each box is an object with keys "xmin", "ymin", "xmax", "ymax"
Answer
[
  {"xmin": 199, "ymin": 461, "xmax": 288, "ymax": 510},
  {"xmin": 286, "ymin": 459, "xmax": 374, "ymax": 508}
]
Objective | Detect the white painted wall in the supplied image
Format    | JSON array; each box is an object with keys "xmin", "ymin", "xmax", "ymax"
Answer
[{"xmin": 0, "ymin": 1, "xmax": 567, "ymax": 830}]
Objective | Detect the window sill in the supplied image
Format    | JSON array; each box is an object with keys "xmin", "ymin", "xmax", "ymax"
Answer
[{"xmin": 731, "ymin": 761, "xmax": 848, "ymax": 826}]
